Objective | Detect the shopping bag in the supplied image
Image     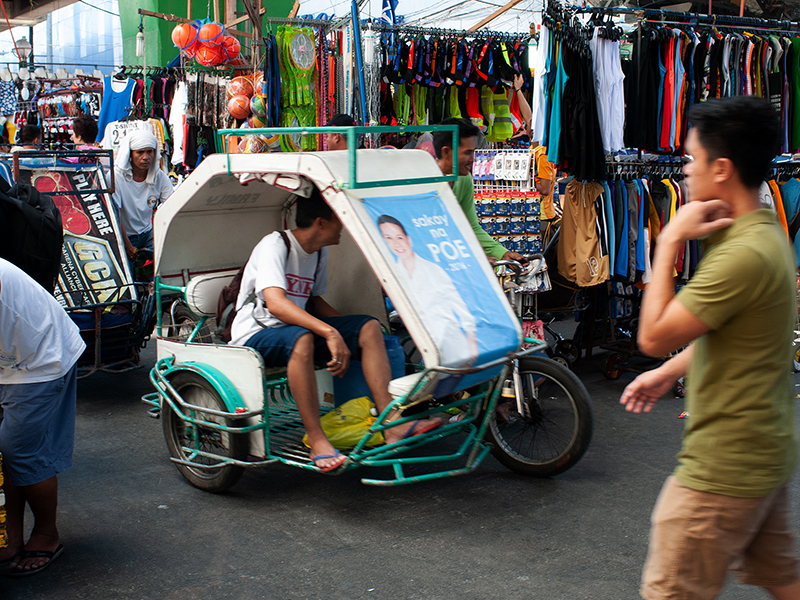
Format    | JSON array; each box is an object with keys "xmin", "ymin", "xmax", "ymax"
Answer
[{"xmin": 303, "ymin": 396, "xmax": 385, "ymax": 450}]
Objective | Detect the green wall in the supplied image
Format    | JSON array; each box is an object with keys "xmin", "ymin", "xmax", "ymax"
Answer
[{"xmin": 120, "ymin": 0, "xmax": 295, "ymax": 67}]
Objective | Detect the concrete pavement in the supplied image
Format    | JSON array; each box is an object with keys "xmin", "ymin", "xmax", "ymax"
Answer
[{"xmin": 3, "ymin": 344, "xmax": 798, "ymax": 600}]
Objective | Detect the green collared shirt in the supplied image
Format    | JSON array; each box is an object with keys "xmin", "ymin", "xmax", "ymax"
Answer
[{"xmin": 675, "ymin": 209, "xmax": 798, "ymax": 497}]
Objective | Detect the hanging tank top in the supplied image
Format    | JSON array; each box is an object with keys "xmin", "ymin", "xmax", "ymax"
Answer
[{"xmin": 97, "ymin": 76, "xmax": 137, "ymax": 143}]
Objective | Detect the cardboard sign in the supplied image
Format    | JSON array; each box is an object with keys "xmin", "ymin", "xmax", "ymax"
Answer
[{"xmin": 29, "ymin": 166, "xmax": 134, "ymax": 308}]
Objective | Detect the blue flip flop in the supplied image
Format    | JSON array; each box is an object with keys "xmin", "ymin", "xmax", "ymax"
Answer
[
  {"xmin": 310, "ymin": 449, "xmax": 346, "ymax": 473},
  {"xmin": 402, "ymin": 418, "xmax": 443, "ymax": 440}
]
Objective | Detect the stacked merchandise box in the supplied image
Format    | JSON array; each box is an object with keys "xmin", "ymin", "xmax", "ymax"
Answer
[{"xmin": 473, "ymin": 149, "xmax": 541, "ymax": 254}]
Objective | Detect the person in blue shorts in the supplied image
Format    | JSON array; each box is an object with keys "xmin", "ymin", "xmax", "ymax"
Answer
[
  {"xmin": 0, "ymin": 258, "xmax": 85, "ymax": 576},
  {"xmin": 228, "ymin": 186, "xmax": 441, "ymax": 472}
]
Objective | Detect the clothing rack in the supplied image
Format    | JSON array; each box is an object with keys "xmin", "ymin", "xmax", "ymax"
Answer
[
  {"xmin": 372, "ymin": 22, "xmax": 529, "ymax": 40},
  {"xmin": 604, "ymin": 156, "xmax": 685, "ymax": 179},
  {"xmin": 566, "ymin": 3, "xmax": 800, "ymax": 32},
  {"xmin": 114, "ymin": 66, "xmax": 182, "ymax": 76},
  {"xmin": 266, "ymin": 16, "xmax": 348, "ymax": 29}
]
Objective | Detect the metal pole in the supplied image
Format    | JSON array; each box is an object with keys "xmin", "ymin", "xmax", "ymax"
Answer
[{"xmin": 351, "ymin": 0, "xmax": 367, "ymax": 125}]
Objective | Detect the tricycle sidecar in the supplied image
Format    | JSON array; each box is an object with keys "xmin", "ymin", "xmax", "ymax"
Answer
[{"xmin": 143, "ymin": 136, "xmax": 592, "ymax": 492}]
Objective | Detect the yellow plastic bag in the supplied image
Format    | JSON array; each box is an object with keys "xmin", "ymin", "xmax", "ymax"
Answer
[{"xmin": 303, "ymin": 397, "xmax": 385, "ymax": 450}]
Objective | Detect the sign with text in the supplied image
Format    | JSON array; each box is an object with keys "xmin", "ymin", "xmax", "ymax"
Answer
[
  {"xmin": 29, "ymin": 166, "xmax": 134, "ymax": 308},
  {"xmin": 362, "ymin": 191, "xmax": 519, "ymax": 394}
]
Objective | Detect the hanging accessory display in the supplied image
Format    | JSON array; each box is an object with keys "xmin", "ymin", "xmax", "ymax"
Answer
[{"xmin": 277, "ymin": 25, "xmax": 317, "ymax": 152}]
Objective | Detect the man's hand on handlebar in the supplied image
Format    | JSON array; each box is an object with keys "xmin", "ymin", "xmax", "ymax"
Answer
[{"xmin": 501, "ymin": 251, "xmax": 526, "ymax": 264}]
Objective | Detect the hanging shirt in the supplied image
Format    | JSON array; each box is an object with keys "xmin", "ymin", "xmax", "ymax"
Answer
[
  {"xmin": 590, "ymin": 31, "xmax": 626, "ymax": 153},
  {"xmin": 96, "ymin": 76, "xmax": 137, "ymax": 143},
  {"xmin": 169, "ymin": 81, "xmax": 188, "ymax": 166},
  {"xmin": 534, "ymin": 145, "xmax": 556, "ymax": 220},
  {"xmin": 547, "ymin": 41, "xmax": 569, "ymax": 165},
  {"xmin": 602, "ymin": 180, "xmax": 615, "ymax": 270},
  {"xmin": 530, "ymin": 26, "xmax": 550, "ymax": 144},
  {"xmin": 557, "ymin": 180, "xmax": 609, "ymax": 287}
]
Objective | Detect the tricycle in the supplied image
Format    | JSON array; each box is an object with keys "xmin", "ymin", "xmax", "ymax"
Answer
[{"xmin": 142, "ymin": 126, "xmax": 593, "ymax": 491}]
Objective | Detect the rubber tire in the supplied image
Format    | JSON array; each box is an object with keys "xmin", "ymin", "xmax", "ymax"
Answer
[
  {"xmin": 602, "ymin": 352, "xmax": 624, "ymax": 380},
  {"xmin": 485, "ymin": 356, "xmax": 593, "ymax": 477},
  {"xmin": 169, "ymin": 303, "xmax": 213, "ymax": 343},
  {"xmin": 554, "ymin": 339, "xmax": 580, "ymax": 364},
  {"xmin": 162, "ymin": 372, "xmax": 247, "ymax": 492},
  {"xmin": 550, "ymin": 353, "xmax": 571, "ymax": 370}
]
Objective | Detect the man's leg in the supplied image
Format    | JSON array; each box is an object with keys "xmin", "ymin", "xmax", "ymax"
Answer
[
  {"xmin": 8, "ymin": 476, "xmax": 60, "ymax": 572},
  {"xmin": 0, "ymin": 478, "xmax": 24, "ymax": 562},
  {"xmin": 286, "ymin": 333, "xmax": 343, "ymax": 470},
  {"xmin": 356, "ymin": 319, "xmax": 441, "ymax": 443},
  {"xmin": 766, "ymin": 582, "xmax": 800, "ymax": 600}
]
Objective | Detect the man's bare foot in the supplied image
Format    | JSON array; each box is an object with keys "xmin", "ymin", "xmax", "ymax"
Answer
[
  {"xmin": 308, "ymin": 439, "xmax": 346, "ymax": 472},
  {"xmin": 384, "ymin": 417, "xmax": 443, "ymax": 445},
  {"xmin": 9, "ymin": 531, "xmax": 60, "ymax": 572}
]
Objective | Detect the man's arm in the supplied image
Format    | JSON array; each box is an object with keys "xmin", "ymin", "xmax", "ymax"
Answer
[
  {"xmin": 637, "ymin": 200, "xmax": 733, "ymax": 356},
  {"xmin": 307, "ymin": 295, "xmax": 343, "ymax": 318},
  {"xmin": 453, "ymin": 176, "xmax": 509, "ymax": 260},
  {"xmin": 262, "ymin": 287, "xmax": 350, "ymax": 376},
  {"xmin": 621, "ymin": 345, "xmax": 694, "ymax": 413}
]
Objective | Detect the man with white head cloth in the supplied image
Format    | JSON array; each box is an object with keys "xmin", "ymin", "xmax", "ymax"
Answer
[{"xmin": 112, "ymin": 130, "xmax": 174, "ymax": 261}]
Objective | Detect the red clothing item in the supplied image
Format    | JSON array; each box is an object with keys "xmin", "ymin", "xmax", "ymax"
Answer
[{"xmin": 660, "ymin": 37, "xmax": 675, "ymax": 151}]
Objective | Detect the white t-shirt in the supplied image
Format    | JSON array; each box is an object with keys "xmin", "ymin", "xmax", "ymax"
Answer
[
  {"xmin": 169, "ymin": 82, "xmax": 188, "ymax": 166},
  {"xmin": 112, "ymin": 170, "xmax": 173, "ymax": 236},
  {"xmin": 394, "ymin": 255, "xmax": 477, "ymax": 367},
  {"xmin": 0, "ymin": 258, "xmax": 85, "ymax": 384},
  {"xmin": 229, "ymin": 231, "xmax": 328, "ymax": 346}
]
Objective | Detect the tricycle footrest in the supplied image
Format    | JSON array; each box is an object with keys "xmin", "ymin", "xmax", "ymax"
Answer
[{"xmin": 360, "ymin": 442, "xmax": 492, "ymax": 486}]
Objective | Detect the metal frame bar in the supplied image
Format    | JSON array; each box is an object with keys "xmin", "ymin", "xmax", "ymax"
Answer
[{"xmin": 215, "ymin": 124, "xmax": 460, "ymax": 189}]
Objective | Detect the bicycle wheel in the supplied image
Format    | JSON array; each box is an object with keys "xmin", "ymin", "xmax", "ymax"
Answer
[
  {"xmin": 554, "ymin": 339, "xmax": 580, "ymax": 364},
  {"xmin": 168, "ymin": 303, "xmax": 214, "ymax": 343},
  {"xmin": 485, "ymin": 356, "xmax": 593, "ymax": 477},
  {"xmin": 162, "ymin": 372, "xmax": 247, "ymax": 492}
]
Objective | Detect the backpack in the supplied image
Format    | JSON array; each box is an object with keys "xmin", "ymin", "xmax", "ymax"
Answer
[
  {"xmin": 0, "ymin": 183, "xmax": 63, "ymax": 294},
  {"xmin": 215, "ymin": 231, "xmax": 319, "ymax": 343}
]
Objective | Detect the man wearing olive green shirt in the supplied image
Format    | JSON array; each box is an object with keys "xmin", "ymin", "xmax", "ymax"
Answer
[
  {"xmin": 621, "ymin": 97, "xmax": 799, "ymax": 599},
  {"xmin": 433, "ymin": 118, "xmax": 524, "ymax": 264}
]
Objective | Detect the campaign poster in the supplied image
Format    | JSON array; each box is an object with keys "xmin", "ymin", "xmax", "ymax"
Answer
[
  {"xmin": 362, "ymin": 191, "xmax": 520, "ymax": 394},
  {"xmin": 29, "ymin": 166, "xmax": 134, "ymax": 308}
]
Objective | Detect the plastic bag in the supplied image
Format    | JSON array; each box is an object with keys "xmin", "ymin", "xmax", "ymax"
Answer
[{"xmin": 302, "ymin": 397, "xmax": 385, "ymax": 450}]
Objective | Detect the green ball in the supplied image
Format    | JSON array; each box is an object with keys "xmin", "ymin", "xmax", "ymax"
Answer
[{"xmin": 250, "ymin": 94, "xmax": 267, "ymax": 118}]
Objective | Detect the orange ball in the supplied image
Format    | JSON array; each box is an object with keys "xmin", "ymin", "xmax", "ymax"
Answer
[
  {"xmin": 182, "ymin": 38, "xmax": 200, "ymax": 58},
  {"xmin": 226, "ymin": 76, "xmax": 254, "ymax": 99},
  {"xmin": 228, "ymin": 94, "xmax": 251, "ymax": 120},
  {"xmin": 196, "ymin": 44, "xmax": 225, "ymax": 66},
  {"xmin": 221, "ymin": 35, "xmax": 240, "ymax": 61},
  {"xmin": 171, "ymin": 23, "xmax": 197, "ymax": 50},
  {"xmin": 198, "ymin": 22, "xmax": 224, "ymax": 47}
]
